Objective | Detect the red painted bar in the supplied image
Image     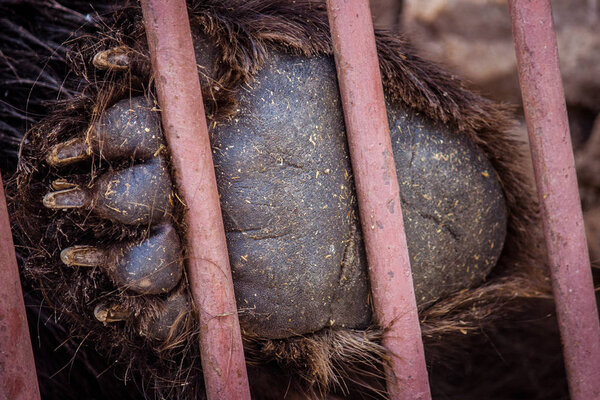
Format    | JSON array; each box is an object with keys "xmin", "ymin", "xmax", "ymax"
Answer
[
  {"xmin": 0, "ymin": 174, "xmax": 41, "ymax": 400},
  {"xmin": 326, "ymin": 1, "xmax": 431, "ymax": 398},
  {"xmin": 139, "ymin": 1, "xmax": 251, "ymax": 398},
  {"xmin": 508, "ymin": 1, "xmax": 600, "ymax": 399}
]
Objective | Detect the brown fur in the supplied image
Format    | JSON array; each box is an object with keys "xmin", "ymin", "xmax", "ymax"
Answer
[{"xmin": 8, "ymin": 1, "xmax": 554, "ymax": 398}]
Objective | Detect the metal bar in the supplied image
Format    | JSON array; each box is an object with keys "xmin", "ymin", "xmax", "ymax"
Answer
[
  {"xmin": 0, "ymin": 173, "xmax": 41, "ymax": 400},
  {"xmin": 139, "ymin": 1, "xmax": 251, "ymax": 398},
  {"xmin": 508, "ymin": 1, "xmax": 600, "ymax": 399},
  {"xmin": 326, "ymin": 1, "xmax": 431, "ymax": 398}
]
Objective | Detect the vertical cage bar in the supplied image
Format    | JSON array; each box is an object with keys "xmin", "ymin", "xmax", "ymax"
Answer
[
  {"xmin": 0, "ymin": 173, "xmax": 41, "ymax": 400},
  {"xmin": 326, "ymin": 1, "xmax": 432, "ymax": 398},
  {"xmin": 139, "ymin": 1, "xmax": 251, "ymax": 398},
  {"xmin": 508, "ymin": 1, "xmax": 600, "ymax": 399}
]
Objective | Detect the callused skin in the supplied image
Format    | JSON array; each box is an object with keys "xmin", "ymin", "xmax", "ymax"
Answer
[
  {"xmin": 42, "ymin": 47, "xmax": 507, "ymax": 340},
  {"xmin": 213, "ymin": 51, "xmax": 506, "ymax": 338}
]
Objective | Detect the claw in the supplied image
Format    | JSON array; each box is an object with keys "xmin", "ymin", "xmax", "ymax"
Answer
[
  {"xmin": 94, "ymin": 303, "xmax": 132, "ymax": 323},
  {"xmin": 60, "ymin": 223, "xmax": 183, "ymax": 295},
  {"xmin": 43, "ymin": 187, "xmax": 88, "ymax": 209},
  {"xmin": 61, "ymin": 245, "xmax": 107, "ymax": 267},
  {"xmin": 51, "ymin": 179, "xmax": 79, "ymax": 190},
  {"xmin": 46, "ymin": 137, "xmax": 91, "ymax": 166},
  {"xmin": 92, "ymin": 46, "xmax": 132, "ymax": 71}
]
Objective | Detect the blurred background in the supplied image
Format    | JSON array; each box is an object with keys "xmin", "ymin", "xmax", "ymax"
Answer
[{"xmin": 371, "ymin": 0, "xmax": 600, "ymax": 265}]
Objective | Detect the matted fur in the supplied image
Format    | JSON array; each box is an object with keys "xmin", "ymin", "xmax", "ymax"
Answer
[{"xmin": 4, "ymin": 1, "xmax": 557, "ymax": 399}]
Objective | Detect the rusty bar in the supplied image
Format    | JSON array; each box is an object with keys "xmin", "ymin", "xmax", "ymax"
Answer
[
  {"xmin": 326, "ymin": 1, "xmax": 431, "ymax": 398},
  {"xmin": 508, "ymin": 1, "xmax": 600, "ymax": 399},
  {"xmin": 139, "ymin": 1, "xmax": 251, "ymax": 398},
  {"xmin": 0, "ymin": 173, "xmax": 41, "ymax": 400}
]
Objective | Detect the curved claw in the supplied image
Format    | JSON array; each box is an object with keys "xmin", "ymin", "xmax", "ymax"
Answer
[
  {"xmin": 61, "ymin": 245, "xmax": 107, "ymax": 267},
  {"xmin": 46, "ymin": 137, "xmax": 91, "ymax": 166},
  {"xmin": 94, "ymin": 303, "xmax": 132, "ymax": 323},
  {"xmin": 51, "ymin": 179, "xmax": 79, "ymax": 190},
  {"xmin": 43, "ymin": 187, "xmax": 88, "ymax": 209},
  {"xmin": 92, "ymin": 46, "xmax": 132, "ymax": 71}
]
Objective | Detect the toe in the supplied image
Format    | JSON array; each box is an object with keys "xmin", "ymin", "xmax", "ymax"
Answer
[
  {"xmin": 90, "ymin": 97, "xmax": 164, "ymax": 161},
  {"xmin": 93, "ymin": 157, "xmax": 173, "ymax": 225},
  {"xmin": 44, "ymin": 157, "xmax": 173, "ymax": 225},
  {"xmin": 95, "ymin": 292, "xmax": 190, "ymax": 344},
  {"xmin": 144, "ymin": 292, "xmax": 190, "ymax": 341},
  {"xmin": 46, "ymin": 96, "xmax": 164, "ymax": 166},
  {"xmin": 60, "ymin": 223, "xmax": 183, "ymax": 295},
  {"xmin": 110, "ymin": 223, "xmax": 183, "ymax": 295}
]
